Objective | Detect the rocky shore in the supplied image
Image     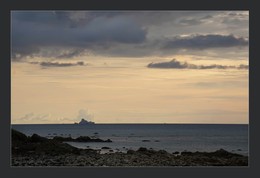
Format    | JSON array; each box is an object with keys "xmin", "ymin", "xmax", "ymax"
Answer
[{"xmin": 11, "ymin": 129, "xmax": 248, "ymax": 167}]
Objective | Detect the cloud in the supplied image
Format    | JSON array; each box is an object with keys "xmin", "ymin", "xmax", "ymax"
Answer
[
  {"xmin": 19, "ymin": 113, "xmax": 34, "ymax": 120},
  {"xmin": 147, "ymin": 59, "xmax": 248, "ymax": 70},
  {"xmin": 222, "ymin": 12, "xmax": 249, "ymax": 25},
  {"xmin": 56, "ymin": 49, "xmax": 85, "ymax": 59},
  {"xmin": 30, "ymin": 61, "xmax": 85, "ymax": 67},
  {"xmin": 177, "ymin": 12, "xmax": 248, "ymax": 27},
  {"xmin": 162, "ymin": 34, "xmax": 248, "ymax": 50},
  {"xmin": 178, "ymin": 15, "xmax": 213, "ymax": 26},
  {"xmin": 178, "ymin": 18, "xmax": 203, "ymax": 26},
  {"xmin": 11, "ymin": 11, "xmax": 147, "ymax": 60},
  {"xmin": 19, "ymin": 113, "xmax": 49, "ymax": 122},
  {"xmin": 148, "ymin": 59, "xmax": 188, "ymax": 69},
  {"xmin": 11, "ymin": 11, "xmax": 248, "ymax": 60},
  {"xmin": 237, "ymin": 64, "xmax": 249, "ymax": 69},
  {"xmin": 77, "ymin": 109, "xmax": 94, "ymax": 121}
]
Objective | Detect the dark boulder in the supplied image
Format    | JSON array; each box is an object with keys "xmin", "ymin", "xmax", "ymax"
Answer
[
  {"xmin": 137, "ymin": 147, "xmax": 148, "ymax": 152},
  {"xmin": 30, "ymin": 134, "xmax": 48, "ymax": 143},
  {"xmin": 75, "ymin": 136, "xmax": 91, "ymax": 142},
  {"xmin": 12, "ymin": 129, "xmax": 28, "ymax": 142},
  {"xmin": 106, "ymin": 139, "xmax": 112, "ymax": 142}
]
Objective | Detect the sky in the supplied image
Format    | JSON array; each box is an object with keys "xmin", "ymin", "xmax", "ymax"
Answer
[{"xmin": 11, "ymin": 11, "xmax": 249, "ymax": 124}]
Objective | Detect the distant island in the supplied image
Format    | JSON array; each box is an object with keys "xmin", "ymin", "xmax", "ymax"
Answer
[{"xmin": 74, "ymin": 118, "xmax": 95, "ymax": 125}]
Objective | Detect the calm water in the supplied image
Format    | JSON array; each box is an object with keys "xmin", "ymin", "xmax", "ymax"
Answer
[{"xmin": 11, "ymin": 124, "xmax": 249, "ymax": 156}]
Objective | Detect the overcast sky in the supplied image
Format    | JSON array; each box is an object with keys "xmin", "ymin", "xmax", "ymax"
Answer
[
  {"xmin": 11, "ymin": 11, "xmax": 248, "ymax": 60},
  {"xmin": 11, "ymin": 11, "xmax": 249, "ymax": 124}
]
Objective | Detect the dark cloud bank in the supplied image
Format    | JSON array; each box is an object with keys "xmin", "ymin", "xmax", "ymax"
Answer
[
  {"xmin": 147, "ymin": 59, "xmax": 248, "ymax": 70},
  {"xmin": 11, "ymin": 11, "xmax": 249, "ymax": 60},
  {"xmin": 11, "ymin": 11, "xmax": 147, "ymax": 60},
  {"xmin": 162, "ymin": 34, "xmax": 248, "ymax": 50}
]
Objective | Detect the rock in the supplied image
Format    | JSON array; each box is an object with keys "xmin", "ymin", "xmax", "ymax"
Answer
[
  {"xmin": 52, "ymin": 135, "xmax": 112, "ymax": 143},
  {"xmin": 78, "ymin": 118, "xmax": 95, "ymax": 125},
  {"xmin": 75, "ymin": 136, "xmax": 91, "ymax": 142},
  {"xmin": 127, "ymin": 150, "xmax": 135, "ymax": 154},
  {"xmin": 181, "ymin": 151, "xmax": 193, "ymax": 156},
  {"xmin": 11, "ymin": 130, "xmax": 248, "ymax": 167},
  {"xmin": 158, "ymin": 150, "xmax": 168, "ymax": 154},
  {"xmin": 137, "ymin": 147, "xmax": 148, "ymax": 152},
  {"xmin": 142, "ymin": 140, "xmax": 150, "ymax": 142},
  {"xmin": 53, "ymin": 136, "xmax": 73, "ymax": 142},
  {"xmin": 101, "ymin": 147, "xmax": 110, "ymax": 150},
  {"xmin": 12, "ymin": 129, "xmax": 28, "ymax": 142},
  {"xmin": 30, "ymin": 134, "xmax": 48, "ymax": 143},
  {"xmin": 211, "ymin": 149, "xmax": 243, "ymax": 158},
  {"xmin": 106, "ymin": 139, "xmax": 112, "ymax": 142},
  {"xmin": 172, "ymin": 151, "xmax": 180, "ymax": 155}
]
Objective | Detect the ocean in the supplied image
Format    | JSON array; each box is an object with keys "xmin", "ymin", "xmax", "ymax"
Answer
[{"xmin": 11, "ymin": 124, "xmax": 249, "ymax": 156}]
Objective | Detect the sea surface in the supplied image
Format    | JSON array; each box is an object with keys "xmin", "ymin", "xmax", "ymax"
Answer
[{"xmin": 11, "ymin": 124, "xmax": 249, "ymax": 156}]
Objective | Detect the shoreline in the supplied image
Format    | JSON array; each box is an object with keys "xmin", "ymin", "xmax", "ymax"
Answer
[{"xmin": 11, "ymin": 129, "xmax": 248, "ymax": 167}]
